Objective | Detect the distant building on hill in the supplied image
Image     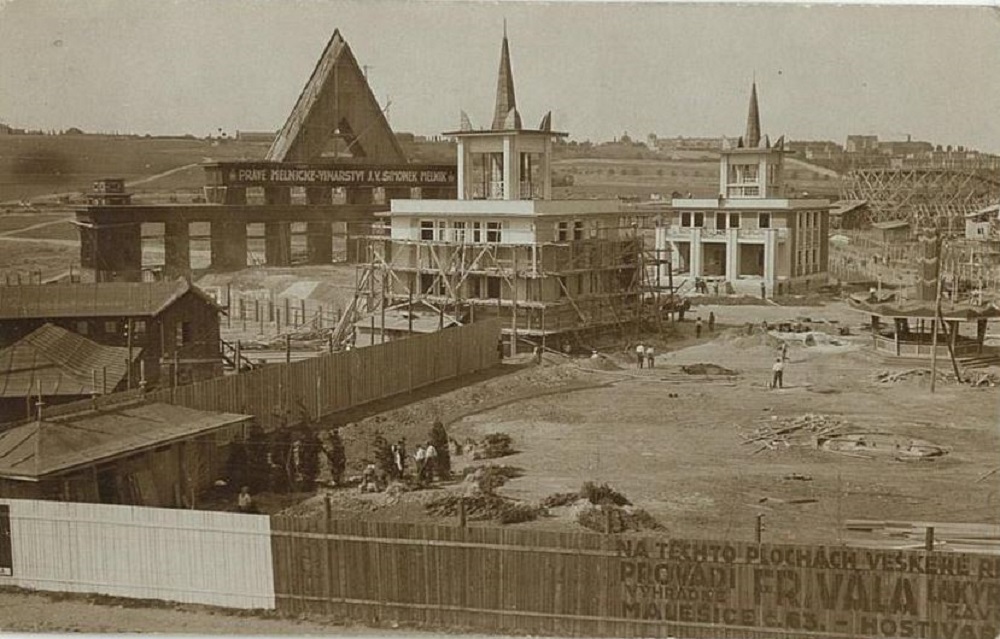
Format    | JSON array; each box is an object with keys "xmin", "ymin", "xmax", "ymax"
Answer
[{"xmin": 846, "ymin": 135, "xmax": 879, "ymax": 154}]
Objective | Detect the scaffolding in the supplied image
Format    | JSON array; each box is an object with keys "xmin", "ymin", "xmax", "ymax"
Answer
[
  {"xmin": 331, "ymin": 218, "xmax": 675, "ymax": 351},
  {"xmin": 842, "ymin": 167, "xmax": 1000, "ymax": 227}
]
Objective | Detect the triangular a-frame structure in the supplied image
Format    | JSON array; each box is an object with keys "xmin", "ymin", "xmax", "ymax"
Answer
[{"xmin": 266, "ymin": 29, "xmax": 406, "ymax": 164}]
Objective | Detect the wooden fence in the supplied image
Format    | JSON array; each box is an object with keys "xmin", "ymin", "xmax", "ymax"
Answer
[
  {"xmin": 270, "ymin": 515, "xmax": 1000, "ymax": 639},
  {"xmin": 35, "ymin": 319, "xmax": 500, "ymax": 429},
  {"xmin": 0, "ymin": 498, "xmax": 274, "ymax": 609}
]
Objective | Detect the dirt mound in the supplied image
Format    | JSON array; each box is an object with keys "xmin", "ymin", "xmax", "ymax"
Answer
[
  {"xmin": 575, "ymin": 355, "xmax": 624, "ymax": 372},
  {"xmin": 425, "ymin": 493, "xmax": 543, "ymax": 524},
  {"xmin": 681, "ymin": 363, "xmax": 738, "ymax": 376},
  {"xmin": 718, "ymin": 328, "xmax": 782, "ymax": 350}
]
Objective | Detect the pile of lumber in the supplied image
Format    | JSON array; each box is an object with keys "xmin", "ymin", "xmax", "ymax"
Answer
[
  {"xmin": 873, "ymin": 368, "xmax": 956, "ymax": 384},
  {"xmin": 742, "ymin": 413, "xmax": 847, "ymax": 453},
  {"xmin": 846, "ymin": 520, "xmax": 1000, "ymax": 554}
]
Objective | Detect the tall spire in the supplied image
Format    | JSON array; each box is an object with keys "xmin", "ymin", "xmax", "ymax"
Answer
[
  {"xmin": 744, "ymin": 80, "xmax": 761, "ymax": 148},
  {"xmin": 491, "ymin": 26, "xmax": 520, "ymax": 130}
]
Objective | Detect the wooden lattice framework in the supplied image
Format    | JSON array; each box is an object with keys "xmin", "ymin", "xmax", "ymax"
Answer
[{"xmin": 842, "ymin": 168, "xmax": 1000, "ymax": 228}]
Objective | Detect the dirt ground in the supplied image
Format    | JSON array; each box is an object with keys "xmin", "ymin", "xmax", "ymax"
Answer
[
  {"xmin": 0, "ymin": 588, "xmax": 491, "ymax": 636},
  {"xmin": 273, "ymin": 300, "xmax": 999, "ymax": 550}
]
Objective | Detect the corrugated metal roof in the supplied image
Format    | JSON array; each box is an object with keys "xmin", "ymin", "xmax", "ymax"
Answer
[
  {"xmin": 0, "ymin": 402, "xmax": 249, "ymax": 478},
  {"xmin": 0, "ymin": 280, "xmax": 221, "ymax": 320},
  {"xmin": 0, "ymin": 324, "xmax": 138, "ymax": 398}
]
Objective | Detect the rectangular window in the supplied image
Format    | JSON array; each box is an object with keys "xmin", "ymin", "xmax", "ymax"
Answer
[
  {"xmin": 104, "ymin": 320, "xmax": 119, "ymax": 334},
  {"xmin": 486, "ymin": 222, "xmax": 502, "ymax": 243},
  {"xmin": 758, "ymin": 213, "xmax": 771, "ymax": 229},
  {"xmin": 729, "ymin": 213, "xmax": 740, "ymax": 229},
  {"xmin": 175, "ymin": 323, "xmax": 184, "ymax": 348},
  {"xmin": 472, "ymin": 222, "xmax": 483, "ymax": 243},
  {"xmin": 486, "ymin": 277, "xmax": 501, "ymax": 300},
  {"xmin": 419, "ymin": 220, "xmax": 434, "ymax": 241},
  {"xmin": 133, "ymin": 320, "xmax": 147, "ymax": 336},
  {"xmin": 693, "ymin": 212, "xmax": 704, "ymax": 228},
  {"xmin": 573, "ymin": 221, "xmax": 584, "ymax": 240},
  {"xmin": 715, "ymin": 213, "xmax": 726, "ymax": 230},
  {"xmin": 435, "ymin": 220, "xmax": 447, "ymax": 241},
  {"xmin": 453, "ymin": 221, "xmax": 467, "ymax": 243},
  {"xmin": 681, "ymin": 212, "xmax": 692, "ymax": 228},
  {"xmin": 557, "ymin": 221, "xmax": 569, "ymax": 241},
  {"xmin": 76, "ymin": 321, "xmax": 89, "ymax": 335}
]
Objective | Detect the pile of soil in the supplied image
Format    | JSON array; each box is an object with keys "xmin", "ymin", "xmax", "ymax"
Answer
[
  {"xmin": 681, "ymin": 362, "xmax": 738, "ymax": 376},
  {"xmin": 575, "ymin": 502, "xmax": 665, "ymax": 533},
  {"xmin": 718, "ymin": 328, "xmax": 782, "ymax": 350}
]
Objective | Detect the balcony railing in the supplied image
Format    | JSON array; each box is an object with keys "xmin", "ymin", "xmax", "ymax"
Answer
[{"xmin": 519, "ymin": 182, "xmax": 541, "ymax": 200}]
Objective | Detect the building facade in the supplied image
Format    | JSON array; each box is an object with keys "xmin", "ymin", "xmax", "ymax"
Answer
[
  {"xmin": 363, "ymin": 32, "xmax": 649, "ymax": 346},
  {"xmin": 659, "ymin": 83, "xmax": 831, "ymax": 296}
]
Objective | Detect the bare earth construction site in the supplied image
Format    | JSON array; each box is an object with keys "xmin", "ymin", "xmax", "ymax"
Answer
[{"xmin": 1, "ymin": 3, "xmax": 999, "ymax": 638}]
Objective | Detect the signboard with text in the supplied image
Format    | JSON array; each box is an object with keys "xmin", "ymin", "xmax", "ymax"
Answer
[
  {"xmin": 615, "ymin": 537, "xmax": 1000, "ymax": 639},
  {"xmin": 205, "ymin": 162, "xmax": 457, "ymax": 188}
]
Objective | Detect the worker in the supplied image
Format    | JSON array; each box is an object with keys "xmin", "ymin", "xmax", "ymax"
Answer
[
  {"xmin": 708, "ymin": 311, "xmax": 716, "ymax": 333},
  {"xmin": 645, "ymin": 345, "xmax": 655, "ymax": 369},
  {"xmin": 695, "ymin": 317, "xmax": 703, "ymax": 338},
  {"xmin": 635, "ymin": 343, "xmax": 645, "ymax": 369},
  {"xmin": 237, "ymin": 486, "xmax": 255, "ymax": 513},
  {"xmin": 771, "ymin": 357, "xmax": 785, "ymax": 389},
  {"xmin": 760, "ymin": 281, "xmax": 767, "ymax": 300}
]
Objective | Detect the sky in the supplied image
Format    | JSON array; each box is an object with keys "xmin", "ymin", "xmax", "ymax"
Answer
[{"xmin": 1, "ymin": 0, "xmax": 999, "ymax": 153}]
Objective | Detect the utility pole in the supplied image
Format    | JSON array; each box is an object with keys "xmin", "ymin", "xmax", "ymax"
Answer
[{"xmin": 930, "ymin": 233, "xmax": 944, "ymax": 393}]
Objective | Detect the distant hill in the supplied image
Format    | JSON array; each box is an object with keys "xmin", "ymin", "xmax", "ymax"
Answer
[{"xmin": 0, "ymin": 134, "xmax": 269, "ymax": 203}]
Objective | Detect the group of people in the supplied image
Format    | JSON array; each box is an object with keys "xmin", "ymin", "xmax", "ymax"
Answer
[
  {"xmin": 693, "ymin": 312, "xmax": 715, "ymax": 338},
  {"xmin": 634, "ymin": 343, "xmax": 655, "ymax": 369}
]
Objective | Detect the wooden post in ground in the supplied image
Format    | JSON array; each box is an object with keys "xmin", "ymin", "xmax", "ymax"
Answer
[
  {"xmin": 235, "ymin": 340, "xmax": 242, "ymax": 373},
  {"xmin": 408, "ymin": 288, "xmax": 414, "ymax": 335},
  {"xmin": 930, "ymin": 239, "xmax": 944, "ymax": 393},
  {"xmin": 925, "ymin": 527, "xmax": 935, "ymax": 551},
  {"xmin": 126, "ymin": 318, "xmax": 133, "ymax": 390},
  {"xmin": 756, "ymin": 514, "xmax": 764, "ymax": 544},
  {"xmin": 459, "ymin": 498, "xmax": 467, "ymax": 528},
  {"xmin": 286, "ymin": 334, "xmax": 291, "ymax": 365}
]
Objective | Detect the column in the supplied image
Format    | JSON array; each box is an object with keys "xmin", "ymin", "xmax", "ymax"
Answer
[
  {"xmin": 344, "ymin": 189, "xmax": 373, "ymax": 262},
  {"xmin": 503, "ymin": 135, "xmax": 516, "ymax": 200},
  {"xmin": 210, "ymin": 222, "xmax": 247, "ymax": 270},
  {"xmin": 305, "ymin": 187, "xmax": 333, "ymax": 265},
  {"xmin": 164, "ymin": 221, "xmax": 191, "ymax": 278},
  {"xmin": 725, "ymin": 229, "xmax": 739, "ymax": 282},
  {"xmin": 95, "ymin": 223, "xmax": 142, "ymax": 282},
  {"xmin": 763, "ymin": 228, "xmax": 778, "ymax": 295},
  {"xmin": 264, "ymin": 187, "xmax": 292, "ymax": 266},
  {"xmin": 541, "ymin": 136, "xmax": 552, "ymax": 200},
  {"xmin": 689, "ymin": 228, "xmax": 703, "ymax": 278},
  {"xmin": 457, "ymin": 139, "xmax": 468, "ymax": 200}
]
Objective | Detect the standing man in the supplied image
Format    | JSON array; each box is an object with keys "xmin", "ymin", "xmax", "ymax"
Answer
[
  {"xmin": 695, "ymin": 317, "xmax": 703, "ymax": 338},
  {"xmin": 708, "ymin": 311, "xmax": 716, "ymax": 333},
  {"xmin": 424, "ymin": 440, "xmax": 438, "ymax": 482},
  {"xmin": 414, "ymin": 443, "xmax": 427, "ymax": 482},
  {"xmin": 760, "ymin": 281, "xmax": 767, "ymax": 300},
  {"xmin": 771, "ymin": 357, "xmax": 784, "ymax": 389},
  {"xmin": 645, "ymin": 345, "xmax": 655, "ymax": 369},
  {"xmin": 237, "ymin": 486, "xmax": 255, "ymax": 513},
  {"xmin": 635, "ymin": 343, "xmax": 645, "ymax": 369},
  {"xmin": 713, "ymin": 280, "xmax": 719, "ymax": 297}
]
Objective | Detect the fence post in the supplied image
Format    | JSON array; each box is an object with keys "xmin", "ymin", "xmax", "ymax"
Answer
[
  {"xmin": 925, "ymin": 526, "xmax": 935, "ymax": 552},
  {"xmin": 756, "ymin": 514, "xmax": 764, "ymax": 544},
  {"xmin": 459, "ymin": 498, "xmax": 467, "ymax": 528}
]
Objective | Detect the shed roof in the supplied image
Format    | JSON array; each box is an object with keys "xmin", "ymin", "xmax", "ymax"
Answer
[
  {"xmin": 0, "ymin": 324, "xmax": 138, "ymax": 399},
  {"xmin": 0, "ymin": 402, "xmax": 248, "ymax": 479},
  {"xmin": 871, "ymin": 220, "xmax": 910, "ymax": 230},
  {"xmin": 0, "ymin": 279, "xmax": 221, "ymax": 321}
]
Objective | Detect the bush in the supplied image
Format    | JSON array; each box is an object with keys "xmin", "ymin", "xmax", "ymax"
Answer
[
  {"xmin": 463, "ymin": 465, "xmax": 523, "ymax": 494},
  {"xmin": 429, "ymin": 420, "xmax": 452, "ymax": 478},
  {"xmin": 325, "ymin": 428, "xmax": 346, "ymax": 485},
  {"xmin": 480, "ymin": 432, "xmax": 514, "ymax": 459},
  {"xmin": 541, "ymin": 492, "xmax": 581, "ymax": 508},
  {"xmin": 497, "ymin": 502, "xmax": 544, "ymax": 525},
  {"xmin": 372, "ymin": 433, "xmax": 394, "ymax": 481},
  {"xmin": 580, "ymin": 482, "xmax": 631, "ymax": 507}
]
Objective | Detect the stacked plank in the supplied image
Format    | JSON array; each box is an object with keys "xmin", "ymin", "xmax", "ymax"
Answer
[
  {"xmin": 742, "ymin": 413, "xmax": 847, "ymax": 453},
  {"xmin": 846, "ymin": 519, "xmax": 1000, "ymax": 554}
]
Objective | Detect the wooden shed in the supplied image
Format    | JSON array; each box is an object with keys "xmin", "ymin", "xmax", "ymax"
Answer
[{"xmin": 0, "ymin": 402, "xmax": 249, "ymax": 507}]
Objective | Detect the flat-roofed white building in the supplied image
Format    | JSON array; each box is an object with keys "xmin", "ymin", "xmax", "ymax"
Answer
[{"xmin": 659, "ymin": 84, "xmax": 831, "ymax": 297}]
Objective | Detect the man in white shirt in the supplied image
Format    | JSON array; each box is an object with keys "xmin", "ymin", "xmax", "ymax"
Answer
[
  {"xmin": 635, "ymin": 343, "xmax": 645, "ymax": 369},
  {"xmin": 771, "ymin": 358, "xmax": 785, "ymax": 389},
  {"xmin": 424, "ymin": 441, "xmax": 438, "ymax": 481}
]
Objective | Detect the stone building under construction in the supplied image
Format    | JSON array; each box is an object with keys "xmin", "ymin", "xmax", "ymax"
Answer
[{"xmin": 347, "ymin": 32, "xmax": 654, "ymax": 349}]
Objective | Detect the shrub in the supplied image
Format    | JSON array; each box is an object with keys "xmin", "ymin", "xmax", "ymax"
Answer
[
  {"xmin": 580, "ymin": 482, "xmax": 631, "ymax": 506},
  {"xmin": 541, "ymin": 492, "xmax": 581, "ymax": 508},
  {"xmin": 480, "ymin": 432, "xmax": 514, "ymax": 459},
  {"xmin": 429, "ymin": 420, "xmax": 452, "ymax": 478},
  {"xmin": 325, "ymin": 428, "xmax": 346, "ymax": 485}
]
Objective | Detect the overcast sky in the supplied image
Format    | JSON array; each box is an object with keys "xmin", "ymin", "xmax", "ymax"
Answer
[{"xmin": 1, "ymin": 0, "xmax": 999, "ymax": 152}]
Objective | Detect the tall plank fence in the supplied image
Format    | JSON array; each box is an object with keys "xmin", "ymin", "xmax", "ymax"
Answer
[
  {"xmin": 36, "ymin": 319, "xmax": 500, "ymax": 429},
  {"xmin": 0, "ymin": 498, "xmax": 274, "ymax": 609},
  {"xmin": 269, "ymin": 515, "xmax": 1000, "ymax": 639},
  {"xmin": 1, "ymin": 498, "xmax": 997, "ymax": 638}
]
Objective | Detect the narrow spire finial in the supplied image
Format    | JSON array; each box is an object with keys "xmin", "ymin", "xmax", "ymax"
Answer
[
  {"xmin": 492, "ymin": 25, "xmax": 520, "ymax": 130},
  {"xmin": 503, "ymin": 18, "xmax": 507, "ymax": 38},
  {"xmin": 745, "ymin": 80, "xmax": 761, "ymax": 148}
]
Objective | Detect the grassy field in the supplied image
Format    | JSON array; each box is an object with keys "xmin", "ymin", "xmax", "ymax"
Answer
[{"xmin": 0, "ymin": 134, "xmax": 269, "ymax": 203}]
